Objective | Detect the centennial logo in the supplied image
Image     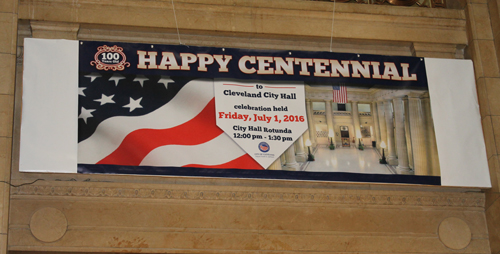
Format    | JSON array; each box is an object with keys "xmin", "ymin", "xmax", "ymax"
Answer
[
  {"xmin": 258, "ymin": 142, "xmax": 270, "ymax": 153},
  {"xmin": 90, "ymin": 45, "xmax": 130, "ymax": 71}
]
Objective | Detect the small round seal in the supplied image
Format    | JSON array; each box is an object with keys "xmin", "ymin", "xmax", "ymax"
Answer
[{"xmin": 259, "ymin": 142, "xmax": 270, "ymax": 152}]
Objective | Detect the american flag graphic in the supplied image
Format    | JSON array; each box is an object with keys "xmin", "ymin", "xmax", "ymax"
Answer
[
  {"xmin": 332, "ymin": 85, "xmax": 348, "ymax": 103},
  {"xmin": 78, "ymin": 72, "xmax": 263, "ymax": 170}
]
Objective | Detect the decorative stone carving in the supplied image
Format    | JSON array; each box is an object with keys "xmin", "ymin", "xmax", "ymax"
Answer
[
  {"xmin": 30, "ymin": 207, "xmax": 68, "ymax": 242},
  {"xmin": 11, "ymin": 184, "xmax": 485, "ymax": 208},
  {"xmin": 438, "ymin": 217, "xmax": 471, "ymax": 250}
]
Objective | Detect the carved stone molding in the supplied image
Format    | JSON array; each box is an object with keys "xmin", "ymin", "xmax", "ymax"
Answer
[{"xmin": 11, "ymin": 184, "xmax": 485, "ymax": 208}]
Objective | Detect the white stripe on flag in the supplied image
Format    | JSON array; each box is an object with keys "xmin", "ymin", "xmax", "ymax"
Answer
[{"xmin": 140, "ymin": 133, "xmax": 246, "ymax": 166}]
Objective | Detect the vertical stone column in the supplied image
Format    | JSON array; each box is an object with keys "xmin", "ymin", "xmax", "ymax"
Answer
[
  {"xmin": 351, "ymin": 101, "xmax": 362, "ymax": 147},
  {"xmin": 325, "ymin": 100, "xmax": 335, "ymax": 146},
  {"xmin": 372, "ymin": 102, "xmax": 381, "ymax": 151},
  {"xmin": 305, "ymin": 99, "xmax": 317, "ymax": 148},
  {"xmin": 384, "ymin": 100, "xmax": 397, "ymax": 165},
  {"xmin": 0, "ymin": 0, "xmax": 18, "ymax": 251},
  {"xmin": 408, "ymin": 94, "xmax": 428, "ymax": 175},
  {"xmin": 422, "ymin": 97, "xmax": 440, "ymax": 176},
  {"xmin": 466, "ymin": 0, "xmax": 500, "ymax": 249},
  {"xmin": 393, "ymin": 97, "xmax": 411, "ymax": 174},
  {"xmin": 267, "ymin": 158, "xmax": 282, "ymax": 170},
  {"xmin": 283, "ymin": 144, "xmax": 300, "ymax": 171},
  {"xmin": 295, "ymin": 135, "xmax": 306, "ymax": 162},
  {"xmin": 377, "ymin": 101, "xmax": 388, "ymax": 152},
  {"xmin": 403, "ymin": 97, "xmax": 414, "ymax": 169}
]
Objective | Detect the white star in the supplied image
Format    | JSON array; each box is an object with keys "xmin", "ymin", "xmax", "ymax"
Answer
[
  {"xmin": 123, "ymin": 97, "xmax": 143, "ymax": 112},
  {"xmin": 94, "ymin": 94, "xmax": 115, "ymax": 105},
  {"xmin": 109, "ymin": 74, "xmax": 126, "ymax": 86},
  {"xmin": 79, "ymin": 107, "xmax": 95, "ymax": 124},
  {"xmin": 133, "ymin": 75, "xmax": 149, "ymax": 87},
  {"xmin": 158, "ymin": 76, "xmax": 174, "ymax": 90},
  {"xmin": 84, "ymin": 73, "xmax": 101, "ymax": 82},
  {"xmin": 79, "ymin": 87, "xmax": 86, "ymax": 96}
]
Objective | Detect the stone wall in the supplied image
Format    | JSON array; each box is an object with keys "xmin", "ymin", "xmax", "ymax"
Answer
[{"xmin": 3, "ymin": 0, "xmax": 498, "ymax": 253}]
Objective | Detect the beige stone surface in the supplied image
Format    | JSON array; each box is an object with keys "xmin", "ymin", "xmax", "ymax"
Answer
[
  {"xmin": 30, "ymin": 21, "xmax": 79, "ymax": 40},
  {"xmin": 485, "ymin": 78, "xmax": 500, "ymax": 116},
  {"xmin": 29, "ymin": 207, "xmax": 67, "ymax": 242},
  {"xmin": 476, "ymin": 78, "xmax": 491, "ymax": 118},
  {"xmin": 438, "ymin": 217, "xmax": 472, "ymax": 250},
  {"xmin": 478, "ymin": 40, "xmax": 500, "ymax": 77},
  {"xmin": 486, "ymin": 196, "xmax": 500, "ymax": 253},
  {"xmin": 483, "ymin": 116, "xmax": 497, "ymax": 159},
  {"xmin": 0, "ymin": 138, "xmax": 11, "ymax": 183},
  {"xmin": 412, "ymin": 42, "xmax": 463, "ymax": 58},
  {"xmin": 488, "ymin": 155, "xmax": 500, "ymax": 192},
  {"xmin": 491, "ymin": 116, "xmax": 500, "ymax": 155},
  {"xmin": 0, "ymin": 13, "xmax": 16, "ymax": 55},
  {"xmin": 0, "ymin": 53, "xmax": 15, "ymax": 95},
  {"xmin": 18, "ymin": 0, "xmax": 467, "ymax": 45},
  {"xmin": 467, "ymin": 3, "xmax": 494, "ymax": 40},
  {"xmin": 8, "ymin": 180, "xmax": 490, "ymax": 253},
  {"xmin": 0, "ymin": 0, "xmax": 16, "ymax": 14},
  {"xmin": 0, "ymin": 95, "xmax": 13, "ymax": 138}
]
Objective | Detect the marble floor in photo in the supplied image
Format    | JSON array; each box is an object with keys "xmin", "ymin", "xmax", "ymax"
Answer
[{"xmin": 302, "ymin": 145, "xmax": 395, "ymax": 174}]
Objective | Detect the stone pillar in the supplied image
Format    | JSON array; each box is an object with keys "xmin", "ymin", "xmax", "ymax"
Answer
[
  {"xmin": 377, "ymin": 101, "xmax": 388, "ymax": 152},
  {"xmin": 384, "ymin": 100, "xmax": 397, "ymax": 165},
  {"xmin": 408, "ymin": 94, "xmax": 428, "ymax": 175},
  {"xmin": 393, "ymin": 97, "xmax": 411, "ymax": 174},
  {"xmin": 283, "ymin": 144, "xmax": 300, "ymax": 171},
  {"xmin": 267, "ymin": 158, "xmax": 282, "ymax": 170},
  {"xmin": 305, "ymin": 99, "xmax": 317, "ymax": 148},
  {"xmin": 351, "ymin": 101, "xmax": 362, "ymax": 147},
  {"xmin": 0, "ymin": 0, "xmax": 18, "ymax": 251},
  {"xmin": 422, "ymin": 96, "xmax": 440, "ymax": 176},
  {"xmin": 295, "ymin": 135, "xmax": 307, "ymax": 162},
  {"xmin": 372, "ymin": 102, "xmax": 381, "ymax": 151},
  {"xmin": 403, "ymin": 97, "xmax": 414, "ymax": 169},
  {"xmin": 325, "ymin": 100, "xmax": 335, "ymax": 146}
]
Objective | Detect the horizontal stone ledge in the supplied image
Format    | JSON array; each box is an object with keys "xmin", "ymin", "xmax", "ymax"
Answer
[
  {"xmin": 10, "ymin": 182, "xmax": 485, "ymax": 208},
  {"xmin": 18, "ymin": 0, "xmax": 467, "ymax": 44}
]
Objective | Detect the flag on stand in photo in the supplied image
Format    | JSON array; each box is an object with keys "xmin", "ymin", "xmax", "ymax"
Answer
[
  {"xmin": 77, "ymin": 73, "xmax": 263, "ymax": 170},
  {"xmin": 332, "ymin": 85, "xmax": 348, "ymax": 103}
]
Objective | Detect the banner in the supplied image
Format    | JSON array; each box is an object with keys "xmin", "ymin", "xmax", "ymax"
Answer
[{"xmin": 19, "ymin": 38, "xmax": 491, "ymax": 188}]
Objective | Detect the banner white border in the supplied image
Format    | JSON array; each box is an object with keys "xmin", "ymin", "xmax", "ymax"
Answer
[
  {"xmin": 425, "ymin": 58, "xmax": 490, "ymax": 187},
  {"xmin": 19, "ymin": 38, "xmax": 79, "ymax": 173}
]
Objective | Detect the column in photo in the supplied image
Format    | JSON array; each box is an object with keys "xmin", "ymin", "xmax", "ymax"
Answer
[
  {"xmin": 372, "ymin": 102, "xmax": 382, "ymax": 153},
  {"xmin": 403, "ymin": 97, "xmax": 414, "ymax": 169},
  {"xmin": 306, "ymin": 99, "xmax": 317, "ymax": 148},
  {"xmin": 384, "ymin": 100, "xmax": 398, "ymax": 165},
  {"xmin": 421, "ymin": 96, "xmax": 440, "ymax": 176},
  {"xmin": 377, "ymin": 101, "xmax": 388, "ymax": 152},
  {"xmin": 393, "ymin": 97, "xmax": 411, "ymax": 174},
  {"xmin": 295, "ymin": 135, "xmax": 307, "ymax": 162},
  {"xmin": 407, "ymin": 92, "xmax": 429, "ymax": 175},
  {"xmin": 325, "ymin": 99, "xmax": 335, "ymax": 147},
  {"xmin": 268, "ymin": 157, "xmax": 283, "ymax": 170},
  {"xmin": 283, "ymin": 145, "xmax": 300, "ymax": 171},
  {"xmin": 351, "ymin": 101, "xmax": 362, "ymax": 147}
]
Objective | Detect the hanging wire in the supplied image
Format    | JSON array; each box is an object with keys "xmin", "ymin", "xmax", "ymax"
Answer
[
  {"xmin": 329, "ymin": 0, "xmax": 337, "ymax": 52},
  {"xmin": 171, "ymin": 0, "xmax": 184, "ymax": 46}
]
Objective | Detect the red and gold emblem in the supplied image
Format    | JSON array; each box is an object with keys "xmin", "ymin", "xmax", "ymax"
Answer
[{"xmin": 90, "ymin": 45, "xmax": 130, "ymax": 71}]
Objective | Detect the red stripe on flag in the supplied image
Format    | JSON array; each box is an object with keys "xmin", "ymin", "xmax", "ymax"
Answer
[
  {"xmin": 183, "ymin": 154, "xmax": 264, "ymax": 170},
  {"xmin": 98, "ymin": 98, "xmax": 222, "ymax": 166}
]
